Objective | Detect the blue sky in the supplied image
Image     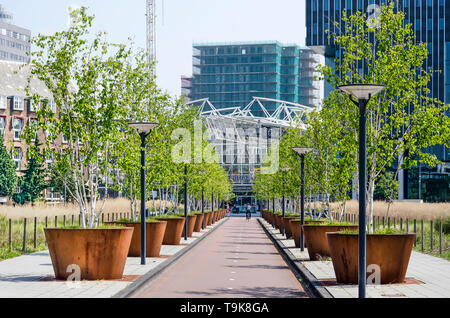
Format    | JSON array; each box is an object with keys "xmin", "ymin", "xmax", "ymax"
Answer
[{"xmin": 1, "ymin": 0, "xmax": 307, "ymax": 96}]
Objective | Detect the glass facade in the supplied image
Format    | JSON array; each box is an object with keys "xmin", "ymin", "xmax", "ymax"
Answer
[
  {"xmin": 187, "ymin": 41, "xmax": 320, "ymax": 116},
  {"xmin": 306, "ymin": 0, "xmax": 450, "ymax": 201}
]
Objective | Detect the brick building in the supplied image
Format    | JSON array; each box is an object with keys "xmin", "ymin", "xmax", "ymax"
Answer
[{"xmin": 0, "ymin": 60, "xmax": 61, "ymax": 202}]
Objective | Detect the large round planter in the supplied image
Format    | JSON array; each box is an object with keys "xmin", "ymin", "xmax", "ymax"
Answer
[
  {"xmin": 282, "ymin": 216, "xmax": 299, "ymax": 238},
  {"xmin": 273, "ymin": 214, "xmax": 282, "ymax": 231},
  {"xmin": 44, "ymin": 227, "xmax": 133, "ymax": 280},
  {"xmin": 155, "ymin": 217, "xmax": 185, "ymax": 245},
  {"xmin": 193, "ymin": 214, "xmax": 205, "ymax": 232},
  {"xmin": 290, "ymin": 220, "xmax": 325, "ymax": 248},
  {"xmin": 181, "ymin": 215, "xmax": 198, "ymax": 238},
  {"xmin": 106, "ymin": 221, "xmax": 167, "ymax": 257},
  {"xmin": 205, "ymin": 212, "xmax": 212, "ymax": 226},
  {"xmin": 326, "ymin": 232, "xmax": 416, "ymax": 284},
  {"xmin": 302, "ymin": 225, "xmax": 358, "ymax": 260}
]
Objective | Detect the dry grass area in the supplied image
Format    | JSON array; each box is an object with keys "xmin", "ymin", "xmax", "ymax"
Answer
[
  {"xmin": 330, "ymin": 200, "xmax": 450, "ymax": 220},
  {"xmin": 0, "ymin": 198, "xmax": 180, "ymax": 221}
]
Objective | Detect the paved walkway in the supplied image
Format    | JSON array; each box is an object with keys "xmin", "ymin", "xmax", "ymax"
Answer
[
  {"xmin": 0, "ymin": 219, "xmax": 226, "ymax": 298},
  {"xmin": 132, "ymin": 217, "xmax": 308, "ymax": 298},
  {"xmin": 259, "ymin": 218, "xmax": 450, "ymax": 298}
]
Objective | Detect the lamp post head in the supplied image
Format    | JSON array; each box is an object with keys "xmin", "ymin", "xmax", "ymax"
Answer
[
  {"xmin": 292, "ymin": 147, "xmax": 313, "ymax": 156},
  {"xmin": 128, "ymin": 122, "xmax": 159, "ymax": 134},
  {"xmin": 338, "ymin": 84, "xmax": 386, "ymax": 101}
]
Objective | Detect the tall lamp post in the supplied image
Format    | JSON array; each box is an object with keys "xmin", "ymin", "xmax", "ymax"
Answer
[
  {"xmin": 338, "ymin": 84, "xmax": 385, "ymax": 298},
  {"xmin": 280, "ymin": 167, "xmax": 290, "ymax": 236},
  {"xmin": 201, "ymin": 186, "xmax": 205, "ymax": 229},
  {"xmin": 292, "ymin": 147, "xmax": 313, "ymax": 252},
  {"xmin": 184, "ymin": 164, "xmax": 188, "ymax": 241},
  {"xmin": 128, "ymin": 122, "xmax": 159, "ymax": 265}
]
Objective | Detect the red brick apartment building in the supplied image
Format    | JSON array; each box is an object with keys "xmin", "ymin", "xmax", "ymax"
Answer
[{"xmin": 0, "ymin": 60, "xmax": 61, "ymax": 203}]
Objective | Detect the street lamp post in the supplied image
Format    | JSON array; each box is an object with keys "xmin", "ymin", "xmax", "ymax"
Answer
[
  {"xmin": 338, "ymin": 84, "xmax": 385, "ymax": 298},
  {"xmin": 201, "ymin": 186, "xmax": 205, "ymax": 229},
  {"xmin": 128, "ymin": 122, "xmax": 158, "ymax": 265},
  {"xmin": 184, "ymin": 164, "xmax": 188, "ymax": 241},
  {"xmin": 281, "ymin": 167, "xmax": 290, "ymax": 236},
  {"xmin": 211, "ymin": 191, "xmax": 214, "ymax": 225},
  {"xmin": 292, "ymin": 147, "xmax": 313, "ymax": 252}
]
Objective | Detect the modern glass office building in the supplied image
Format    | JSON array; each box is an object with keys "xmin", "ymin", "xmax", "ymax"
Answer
[
  {"xmin": 306, "ymin": 0, "xmax": 449, "ymax": 201},
  {"xmin": 186, "ymin": 41, "xmax": 320, "ymax": 116}
]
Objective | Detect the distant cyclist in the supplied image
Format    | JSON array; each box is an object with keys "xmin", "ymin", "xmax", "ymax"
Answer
[{"xmin": 246, "ymin": 203, "xmax": 251, "ymax": 221}]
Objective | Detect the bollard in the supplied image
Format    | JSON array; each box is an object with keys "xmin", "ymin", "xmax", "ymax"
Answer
[
  {"xmin": 45, "ymin": 216, "xmax": 48, "ymax": 228},
  {"xmin": 22, "ymin": 218, "xmax": 27, "ymax": 252},
  {"xmin": 406, "ymin": 218, "xmax": 409, "ymax": 233},
  {"xmin": 55, "ymin": 216, "xmax": 58, "ymax": 228},
  {"xmin": 34, "ymin": 217, "xmax": 37, "ymax": 249},
  {"xmin": 102, "ymin": 213, "xmax": 104, "ymax": 224},
  {"xmin": 388, "ymin": 217, "xmax": 390, "ymax": 229},
  {"xmin": 382, "ymin": 216, "xmax": 385, "ymax": 228},
  {"xmin": 72, "ymin": 215, "xmax": 74, "ymax": 226},
  {"xmin": 393, "ymin": 217, "xmax": 396, "ymax": 228},
  {"xmin": 439, "ymin": 221, "xmax": 442, "ymax": 255},
  {"xmin": 63, "ymin": 215, "xmax": 66, "ymax": 228}
]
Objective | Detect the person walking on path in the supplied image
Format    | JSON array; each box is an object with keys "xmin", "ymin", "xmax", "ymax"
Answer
[{"xmin": 246, "ymin": 203, "xmax": 251, "ymax": 221}]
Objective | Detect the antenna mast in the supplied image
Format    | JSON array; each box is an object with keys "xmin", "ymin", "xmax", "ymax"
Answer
[{"xmin": 146, "ymin": 0, "xmax": 156, "ymax": 75}]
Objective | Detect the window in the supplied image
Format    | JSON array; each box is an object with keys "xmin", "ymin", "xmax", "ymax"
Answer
[
  {"xmin": 416, "ymin": 19, "xmax": 421, "ymax": 31},
  {"xmin": 336, "ymin": 0, "xmax": 340, "ymax": 10},
  {"xmin": 13, "ymin": 148, "xmax": 22, "ymax": 171},
  {"xmin": 0, "ymin": 116, "xmax": 5, "ymax": 136},
  {"xmin": 404, "ymin": 0, "xmax": 409, "ymax": 7},
  {"xmin": 428, "ymin": 0, "xmax": 432, "ymax": 6},
  {"xmin": 28, "ymin": 98, "xmax": 38, "ymax": 112},
  {"xmin": 13, "ymin": 118, "xmax": 23, "ymax": 140},
  {"xmin": 13, "ymin": 97, "xmax": 24, "ymax": 111},
  {"xmin": 440, "ymin": 18, "xmax": 444, "ymax": 30},
  {"xmin": 428, "ymin": 18, "xmax": 432, "ymax": 31},
  {"xmin": 0, "ymin": 96, "xmax": 6, "ymax": 109},
  {"xmin": 49, "ymin": 100, "xmax": 56, "ymax": 112},
  {"xmin": 46, "ymin": 151, "xmax": 54, "ymax": 164}
]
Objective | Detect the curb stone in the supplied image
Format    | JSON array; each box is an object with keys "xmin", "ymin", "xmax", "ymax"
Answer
[{"xmin": 257, "ymin": 218, "xmax": 333, "ymax": 299}]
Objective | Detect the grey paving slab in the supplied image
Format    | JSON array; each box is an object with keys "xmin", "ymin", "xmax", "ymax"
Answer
[{"xmin": 0, "ymin": 218, "xmax": 227, "ymax": 298}]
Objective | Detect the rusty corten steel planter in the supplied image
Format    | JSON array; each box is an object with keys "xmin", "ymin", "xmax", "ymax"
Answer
[
  {"xmin": 290, "ymin": 220, "xmax": 325, "ymax": 248},
  {"xmin": 155, "ymin": 217, "xmax": 185, "ymax": 245},
  {"xmin": 193, "ymin": 214, "xmax": 205, "ymax": 232},
  {"xmin": 106, "ymin": 221, "xmax": 167, "ymax": 257},
  {"xmin": 204, "ymin": 212, "xmax": 211, "ymax": 226},
  {"xmin": 273, "ymin": 214, "xmax": 282, "ymax": 231},
  {"xmin": 282, "ymin": 216, "xmax": 299, "ymax": 238},
  {"xmin": 302, "ymin": 225, "xmax": 358, "ymax": 260},
  {"xmin": 326, "ymin": 232, "xmax": 416, "ymax": 284},
  {"xmin": 267, "ymin": 213, "xmax": 275, "ymax": 226},
  {"xmin": 181, "ymin": 215, "xmax": 198, "ymax": 238},
  {"xmin": 44, "ymin": 227, "xmax": 133, "ymax": 280}
]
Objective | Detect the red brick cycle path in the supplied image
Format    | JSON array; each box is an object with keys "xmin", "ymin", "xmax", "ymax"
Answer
[{"xmin": 132, "ymin": 217, "xmax": 309, "ymax": 298}]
